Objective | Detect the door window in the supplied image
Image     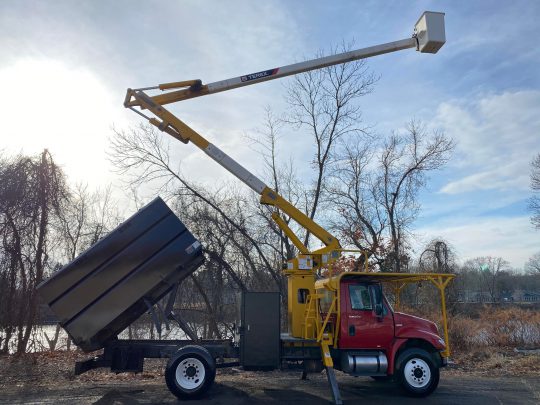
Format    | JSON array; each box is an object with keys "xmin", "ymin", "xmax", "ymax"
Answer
[{"xmin": 348, "ymin": 284, "xmax": 372, "ymax": 310}]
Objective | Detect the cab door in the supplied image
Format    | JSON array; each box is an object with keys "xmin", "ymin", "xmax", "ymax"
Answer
[{"xmin": 339, "ymin": 281, "xmax": 394, "ymax": 349}]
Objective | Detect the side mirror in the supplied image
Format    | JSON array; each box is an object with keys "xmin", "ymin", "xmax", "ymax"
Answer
[{"xmin": 370, "ymin": 284, "xmax": 384, "ymax": 319}]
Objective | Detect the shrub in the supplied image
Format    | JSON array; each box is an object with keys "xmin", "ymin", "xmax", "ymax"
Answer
[{"xmin": 397, "ymin": 304, "xmax": 540, "ymax": 353}]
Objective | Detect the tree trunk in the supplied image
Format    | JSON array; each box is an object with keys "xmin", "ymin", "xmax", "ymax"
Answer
[{"xmin": 44, "ymin": 324, "xmax": 61, "ymax": 351}]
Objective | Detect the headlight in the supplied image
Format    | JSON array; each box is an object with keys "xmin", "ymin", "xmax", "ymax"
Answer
[{"xmin": 438, "ymin": 338, "xmax": 446, "ymax": 347}]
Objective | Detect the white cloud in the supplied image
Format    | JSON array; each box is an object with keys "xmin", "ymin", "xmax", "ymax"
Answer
[
  {"xmin": 415, "ymin": 216, "xmax": 539, "ymax": 269},
  {"xmin": 440, "ymin": 164, "xmax": 529, "ymax": 195},
  {"xmin": 434, "ymin": 90, "xmax": 540, "ymax": 195}
]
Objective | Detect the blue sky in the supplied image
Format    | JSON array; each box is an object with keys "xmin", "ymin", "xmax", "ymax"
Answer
[{"xmin": 1, "ymin": 0, "xmax": 539, "ymax": 267}]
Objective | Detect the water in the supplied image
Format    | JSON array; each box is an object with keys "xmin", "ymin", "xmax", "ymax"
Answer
[{"xmin": 1, "ymin": 323, "xmax": 189, "ymax": 354}]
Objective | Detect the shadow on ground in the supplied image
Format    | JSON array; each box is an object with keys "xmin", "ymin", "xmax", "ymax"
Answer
[{"xmin": 1, "ymin": 372, "xmax": 539, "ymax": 404}]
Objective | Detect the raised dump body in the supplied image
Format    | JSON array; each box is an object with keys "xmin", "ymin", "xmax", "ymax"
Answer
[{"xmin": 37, "ymin": 197, "xmax": 204, "ymax": 352}]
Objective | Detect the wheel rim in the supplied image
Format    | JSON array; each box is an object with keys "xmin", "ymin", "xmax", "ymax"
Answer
[
  {"xmin": 175, "ymin": 357, "xmax": 206, "ymax": 390},
  {"xmin": 404, "ymin": 358, "xmax": 431, "ymax": 388}
]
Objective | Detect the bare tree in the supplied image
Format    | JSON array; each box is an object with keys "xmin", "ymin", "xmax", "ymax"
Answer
[
  {"xmin": 109, "ymin": 124, "xmax": 282, "ymax": 289},
  {"xmin": 283, "ymin": 43, "xmax": 377, "ymax": 247},
  {"xmin": 525, "ymin": 252, "xmax": 540, "ymax": 274},
  {"xmin": 247, "ymin": 107, "xmax": 304, "ymax": 262},
  {"xmin": 326, "ymin": 140, "xmax": 387, "ymax": 267},
  {"xmin": 41, "ymin": 183, "xmax": 121, "ymax": 351},
  {"xmin": 463, "ymin": 256, "xmax": 510, "ymax": 303},
  {"xmin": 530, "ymin": 153, "xmax": 540, "ymax": 228},
  {"xmin": 325, "ymin": 121, "xmax": 453, "ymax": 272},
  {"xmin": 56, "ymin": 183, "xmax": 121, "ymax": 262},
  {"xmin": 0, "ymin": 150, "xmax": 67, "ymax": 353},
  {"xmin": 173, "ymin": 188, "xmax": 273, "ymax": 291},
  {"xmin": 56, "ymin": 183, "xmax": 91, "ymax": 262},
  {"xmin": 171, "ymin": 187, "xmax": 279, "ymax": 338},
  {"xmin": 376, "ymin": 121, "xmax": 454, "ymax": 272},
  {"xmin": 418, "ymin": 240, "xmax": 456, "ymax": 273},
  {"xmin": 415, "ymin": 239, "xmax": 460, "ymax": 311}
]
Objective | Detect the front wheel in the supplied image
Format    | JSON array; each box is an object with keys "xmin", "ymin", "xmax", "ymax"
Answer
[
  {"xmin": 165, "ymin": 345, "xmax": 216, "ymax": 399},
  {"xmin": 396, "ymin": 348, "xmax": 439, "ymax": 397}
]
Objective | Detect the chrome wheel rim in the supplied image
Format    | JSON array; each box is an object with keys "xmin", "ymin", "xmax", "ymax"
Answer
[
  {"xmin": 175, "ymin": 357, "xmax": 205, "ymax": 390},
  {"xmin": 404, "ymin": 358, "xmax": 431, "ymax": 388}
]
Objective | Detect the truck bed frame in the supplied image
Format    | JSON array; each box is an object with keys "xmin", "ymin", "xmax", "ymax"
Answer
[{"xmin": 75, "ymin": 338, "xmax": 239, "ymax": 375}]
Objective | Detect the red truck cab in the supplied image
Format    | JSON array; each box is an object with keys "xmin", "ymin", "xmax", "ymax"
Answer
[{"xmin": 316, "ymin": 272, "xmax": 453, "ymax": 397}]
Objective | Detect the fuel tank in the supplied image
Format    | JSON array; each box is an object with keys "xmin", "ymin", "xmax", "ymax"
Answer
[
  {"xmin": 340, "ymin": 350, "xmax": 388, "ymax": 375},
  {"xmin": 37, "ymin": 197, "xmax": 204, "ymax": 352}
]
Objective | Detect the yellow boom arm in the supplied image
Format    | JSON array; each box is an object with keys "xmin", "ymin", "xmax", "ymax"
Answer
[{"xmin": 125, "ymin": 89, "xmax": 340, "ymax": 254}]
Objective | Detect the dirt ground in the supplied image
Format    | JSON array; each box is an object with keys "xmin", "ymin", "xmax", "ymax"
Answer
[{"xmin": 0, "ymin": 350, "xmax": 539, "ymax": 404}]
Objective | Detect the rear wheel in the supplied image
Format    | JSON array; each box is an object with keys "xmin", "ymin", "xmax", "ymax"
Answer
[
  {"xmin": 396, "ymin": 348, "xmax": 439, "ymax": 397},
  {"xmin": 165, "ymin": 345, "xmax": 216, "ymax": 399}
]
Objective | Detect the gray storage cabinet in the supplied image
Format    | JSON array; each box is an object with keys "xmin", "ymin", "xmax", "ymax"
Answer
[
  {"xmin": 38, "ymin": 197, "xmax": 204, "ymax": 352},
  {"xmin": 239, "ymin": 292, "xmax": 280, "ymax": 369}
]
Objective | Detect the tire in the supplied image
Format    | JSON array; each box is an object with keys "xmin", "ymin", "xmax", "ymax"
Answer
[
  {"xmin": 165, "ymin": 345, "xmax": 216, "ymax": 399},
  {"xmin": 395, "ymin": 348, "xmax": 439, "ymax": 397}
]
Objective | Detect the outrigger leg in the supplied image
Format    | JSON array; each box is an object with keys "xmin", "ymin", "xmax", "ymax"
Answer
[
  {"xmin": 325, "ymin": 367, "xmax": 343, "ymax": 405},
  {"xmin": 321, "ymin": 342, "xmax": 343, "ymax": 405}
]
